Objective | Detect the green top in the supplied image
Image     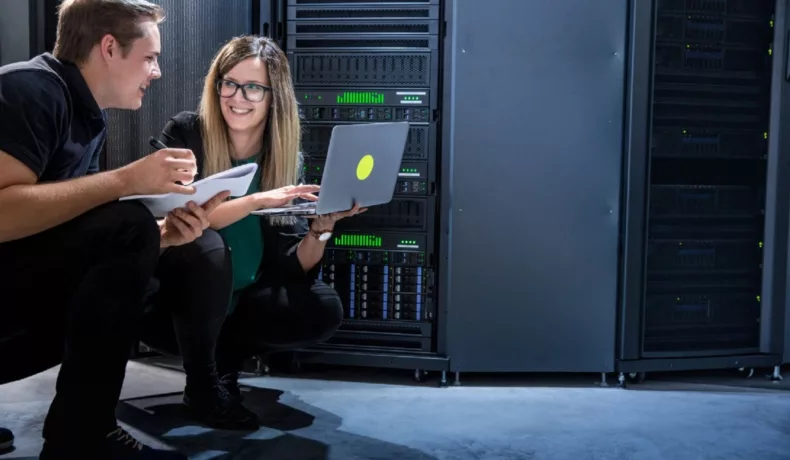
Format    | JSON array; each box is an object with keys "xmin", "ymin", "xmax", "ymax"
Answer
[{"xmin": 218, "ymin": 155, "xmax": 263, "ymax": 315}]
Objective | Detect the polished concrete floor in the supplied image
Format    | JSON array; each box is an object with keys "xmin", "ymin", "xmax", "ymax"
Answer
[{"xmin": 1, "ymin": 360, "xmax": 790, "ymax": 459}]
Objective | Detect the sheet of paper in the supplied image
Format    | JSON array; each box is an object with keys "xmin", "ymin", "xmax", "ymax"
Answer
[{"xmin": 119, "ymin": 163, "xmax": 258, "ymax": 218}]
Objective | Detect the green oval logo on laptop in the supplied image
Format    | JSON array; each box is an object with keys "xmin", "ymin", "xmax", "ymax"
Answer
[{"xmin": 356, "ymin": 154, "xmax": 374, "ymax": 180}]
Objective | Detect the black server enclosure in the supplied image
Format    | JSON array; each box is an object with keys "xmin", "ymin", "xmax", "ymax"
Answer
[
  {"xmin": 438, "ymin": 0, "xmax": 627, "ymax": 373},
  {"xmin": 27, "ymin": 0, "xmax": 60, "ymax": 58},
  {"xmin": 286, "ymin": 0, "xmax": 450, "ymax": 374},
  {"xmin": 618, "ymin": 0, "xmax": 790, "ymax": 381}
]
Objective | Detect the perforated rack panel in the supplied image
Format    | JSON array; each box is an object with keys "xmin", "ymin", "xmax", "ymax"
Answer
[
  {"xmin": 288, "ymin": 0, "xmax": 442, "ymax": 353},
  {"xmin": 104, "ymin": 0, "xmax": 252, "ymax": 170}
]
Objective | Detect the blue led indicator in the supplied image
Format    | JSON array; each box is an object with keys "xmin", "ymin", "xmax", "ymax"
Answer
[{"xmin": 350, "ymin": 264, "xmax": 356, "ymax": 317}]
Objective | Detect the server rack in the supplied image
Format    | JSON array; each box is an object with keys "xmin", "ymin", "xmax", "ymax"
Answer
[
  {"xmin": 618, "ymin": 0, "xmax": 789, "ymax": 385},
  {"xmin": 286, "ymin": 0, "xmax": 450, "ymax": 376}
]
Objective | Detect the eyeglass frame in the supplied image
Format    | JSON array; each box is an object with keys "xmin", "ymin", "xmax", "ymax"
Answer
[{"xmin": 215, "ymin": 79, "xmax": 272, "ymax": 102}]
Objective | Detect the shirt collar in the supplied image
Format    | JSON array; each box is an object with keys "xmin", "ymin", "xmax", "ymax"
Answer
[{"xmin": 55, "ymin": 56, "xmax": 104, "ymax": 121}]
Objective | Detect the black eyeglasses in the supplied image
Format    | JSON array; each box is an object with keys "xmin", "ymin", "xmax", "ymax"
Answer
[{"xmin": 216, "ymin": 79, "xmax": 271, "ymax": 102}]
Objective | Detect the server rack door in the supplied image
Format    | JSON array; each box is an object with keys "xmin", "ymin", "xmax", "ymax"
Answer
[
  {"xmin": 617, "ymin": 0, "xmax": 655, "ymax": 363},
  {"xmin": 104, "ymin": 0, "xmax": 254, "ymax": 170},
  {"xmin": 771, "ymin": 0, "xmax": 790, "ymax": 364},
  {"xmin": 441, "ymin": 0, "xmax": 627, "ymax": 373}
]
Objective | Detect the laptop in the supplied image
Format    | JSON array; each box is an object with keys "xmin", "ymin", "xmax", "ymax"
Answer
[{"xmin": 252, "ymin": 121, "xmax": 410, "ymax": 217}]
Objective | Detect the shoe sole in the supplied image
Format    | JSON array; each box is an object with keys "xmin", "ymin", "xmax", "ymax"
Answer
[{"xmin": 0, "ymin": 439, "xmax": 13, "ymax": 451}]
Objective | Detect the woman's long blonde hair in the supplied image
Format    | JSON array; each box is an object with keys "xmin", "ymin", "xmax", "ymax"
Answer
[{"xmin": 198, "ymin": 35, "xmax": 301, "ymax": 224}]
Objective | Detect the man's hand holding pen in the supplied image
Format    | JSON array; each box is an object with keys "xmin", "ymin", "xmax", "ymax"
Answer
[
  {"xmin": 147, "ymin": 137, "xmax": 196, "ymax": 186},
  {"xmin": 117, "ymin": 136, "xmax": 230, "ymax": 249},
  {"xmin": 116, "ymin": 137, "xmax": 198, "ymax": 196}
]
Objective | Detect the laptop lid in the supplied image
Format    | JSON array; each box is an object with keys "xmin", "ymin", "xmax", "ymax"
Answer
[{"xmin": 315, "ymin": 121, "xmax": 410, "ymax": 215}]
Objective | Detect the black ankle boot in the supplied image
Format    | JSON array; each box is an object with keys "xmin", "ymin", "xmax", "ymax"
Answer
[
  {"xmin": 0, "ymin": 427, "xmax": 13, "ymax": 452},
  {"xmin": 218, "ymin": 371, "xmax": 243, "ymax": 402},
  {"xmin": 183, "ymin": 380, "xmax": 259, "ymax": 431}
]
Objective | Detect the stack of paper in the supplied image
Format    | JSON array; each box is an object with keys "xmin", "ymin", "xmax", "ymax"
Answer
[{"xmin": 120, "ymin": 163, "xmax": 258, "ymax": 218}]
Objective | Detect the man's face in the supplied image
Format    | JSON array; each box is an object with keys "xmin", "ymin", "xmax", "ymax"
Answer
[{"xmin": 106, "ymin": 21, "xmax": 161, "ymax": 110}]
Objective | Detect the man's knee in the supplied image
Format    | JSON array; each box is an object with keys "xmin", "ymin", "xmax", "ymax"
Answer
[{"xmin": 80, "ymin": 201, "xmax": 160, "ymax": 261}]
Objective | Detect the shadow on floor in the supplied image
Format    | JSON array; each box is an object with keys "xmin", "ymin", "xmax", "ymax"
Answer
[{"xmin": 117, "ymin": 385, "xmax": 439, "ymax": 460}]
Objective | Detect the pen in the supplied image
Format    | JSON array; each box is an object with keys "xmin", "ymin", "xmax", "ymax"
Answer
[
  {"xmin": 148, "ymin": 136, "xmax": 190, "ymax": 186},
  {"xmin": 149, "ymin": 136, "xmax": 168, "ymax": 151}
]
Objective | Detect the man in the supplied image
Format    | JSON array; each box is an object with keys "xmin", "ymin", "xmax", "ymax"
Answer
[{"xmin": 0, "ymin": 1, "xmax": 228, "ymax": 458}]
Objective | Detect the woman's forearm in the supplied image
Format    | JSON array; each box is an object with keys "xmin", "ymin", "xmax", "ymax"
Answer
[
  {"xmin": 296, "ymin": 227, "xmax": 329, "ymax": 272},
  {"xmin": 208, "ymin": 195, "xmax": 258, "ymax": 230}
]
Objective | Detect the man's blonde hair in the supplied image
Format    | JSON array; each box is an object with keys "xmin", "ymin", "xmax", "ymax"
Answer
[{"xmin": 54, "ymin": 0, "xmax": 165, "ymax": 64}]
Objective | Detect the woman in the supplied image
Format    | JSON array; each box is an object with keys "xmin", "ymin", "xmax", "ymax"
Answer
[{"xmin": 139, "ymin": 35, "xmax": 363, "ymax": 430}]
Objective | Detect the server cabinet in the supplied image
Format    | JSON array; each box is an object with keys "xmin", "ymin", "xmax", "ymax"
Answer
[
  {"xmin": 0, "ymin": 0, "xmax": 60, "ymax": 66},
  {"xmin": 439, "ymin": 0, "xmax": 627, "ymax": 372},
  {"xmin": 618, "ymin": 0, "xmax": 788, "ymax": 379},
  {"xmin": 258, "ymin": 0, "xmax": 284, "ymax": 48},
  {"xmin": 104, "ymin": 0, "xmax": 255, "ymax": 169},
  {"xmin": 287, "ymin": 0, "xmax": 450, "ymax": 375},
  {"xmin": 0, "ymin": 0, "xmax": 32, "ymax": 65}
]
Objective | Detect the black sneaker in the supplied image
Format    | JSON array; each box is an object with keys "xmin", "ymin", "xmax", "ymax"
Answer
[
  {"xmin": 39, "ymin": 426, "xmax": 186, "ymax": 460},
  {"xmin": 183, "ymin": 381, "xmax": 259, "ymax": 431},
  {"xmin": 0, "ymin": 427, "xmax": 13, "ymax": 451}
]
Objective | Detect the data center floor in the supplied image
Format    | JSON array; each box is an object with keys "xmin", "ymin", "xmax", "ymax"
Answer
[{"xmin": 1, "ymin": 360, "xmax": 789, "ymax": 460}]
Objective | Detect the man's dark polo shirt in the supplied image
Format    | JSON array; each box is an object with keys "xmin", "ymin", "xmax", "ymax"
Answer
[{"xmin": 0, "ymin": 53, "xmax": 107, "ymax": 181}]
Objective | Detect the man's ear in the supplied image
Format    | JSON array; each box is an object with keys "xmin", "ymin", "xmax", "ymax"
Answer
[{"xmin": 99, "ymin": 34, "xmax": 117, "ymax": 60}]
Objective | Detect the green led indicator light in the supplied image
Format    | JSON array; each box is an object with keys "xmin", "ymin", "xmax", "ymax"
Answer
[
  {"xmin": 401, "ymin": 168, "xmax": 418, "ymax": 173},
  {"xmin": 400, "ymin": 240, "xmax": 417, "ymax": 245},
  {"xmin": 334, "ymin": 234, "xmax": 382, "ymax": 247},
  {"xmin": 337, "ymin": 92, "xmax": 385, "ymax": 105}
]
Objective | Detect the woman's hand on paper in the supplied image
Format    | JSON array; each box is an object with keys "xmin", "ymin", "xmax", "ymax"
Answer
[
  {"xmin": 159, "ymin": 191, "xmax": 230, "ymax": 248},
  {"xmin": 252, "ymin": 184, "xmax": 321, "ymax": 210}
]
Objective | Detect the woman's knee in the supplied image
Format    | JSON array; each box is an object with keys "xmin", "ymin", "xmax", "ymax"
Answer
[
  {"xmin": 311, "ymin": 281, "xmax": 344, "ymax": 341},
  {"xmin": 184, "ymin": 228, "xmax": 228, "ymax": 261},
  {"xmin": 162, "ymin": 228, "xmax": 230, "ymax": 274}
]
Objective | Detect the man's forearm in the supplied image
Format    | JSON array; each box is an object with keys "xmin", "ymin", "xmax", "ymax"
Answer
[{"xmin": 0, "ymin": 170, "xmax": 130, "ymax": 243}]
